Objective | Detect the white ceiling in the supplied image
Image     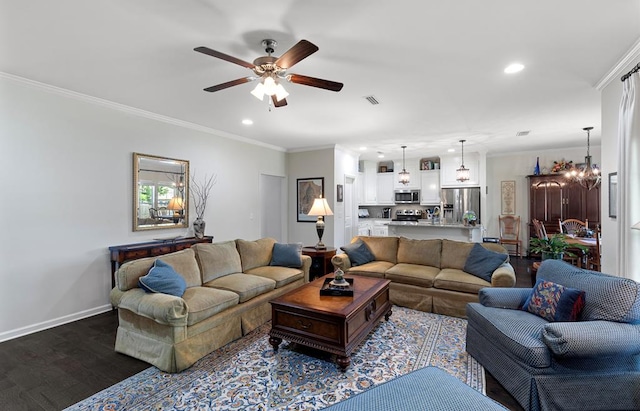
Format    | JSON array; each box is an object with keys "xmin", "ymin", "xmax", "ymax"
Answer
[{"xmin": 3, "ymin": 1, "xmax": 640, "ymax": 161}]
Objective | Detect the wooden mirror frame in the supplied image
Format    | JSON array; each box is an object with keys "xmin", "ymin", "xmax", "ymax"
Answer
[{"xmin": 133, "ymin": 153, "xmax": 189, "ymax": 231}]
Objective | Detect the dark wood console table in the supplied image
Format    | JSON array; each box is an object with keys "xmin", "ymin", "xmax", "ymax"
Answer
[{"xmin": 109, "ymin": 236, "xmax": 213, "ymax": 288}]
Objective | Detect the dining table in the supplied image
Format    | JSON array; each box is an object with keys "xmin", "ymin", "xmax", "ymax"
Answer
[{"xmin": 564, "ymin": 234, "xmax": 599, "ymax": 269}]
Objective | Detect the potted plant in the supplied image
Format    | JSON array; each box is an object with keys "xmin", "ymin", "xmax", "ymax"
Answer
[{"xmin": 529, "ymin": 234, "xmax": 588, "ymax": 260}]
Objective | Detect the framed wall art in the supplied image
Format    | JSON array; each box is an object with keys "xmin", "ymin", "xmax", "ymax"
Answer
[
  {"xmin": 297, "ymin": 177, "xmax": 324, "ymax": 222},
  {"xmin": 501, "ymin": 180, "xmax": 516, "ymax": 215},
  {"xmin": 609, "ymin": 172, "xmax": 617, "ymax": 218},
  {"xmin": 337, "ymin": 184, "xmax": 344, "ymax": 202}
]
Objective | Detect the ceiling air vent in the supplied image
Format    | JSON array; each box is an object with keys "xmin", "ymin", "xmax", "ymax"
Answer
[
  {"xmin": 516, "ymin": 130, "xmax": 531, "ymax": 137},
  {"xmin": 364, "ymin": 95, "xmax": 380, "ymax": 105}
]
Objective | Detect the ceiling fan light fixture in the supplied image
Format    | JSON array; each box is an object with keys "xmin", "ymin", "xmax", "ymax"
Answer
[
  {"xmin": 250, "ymin": 82, "xmax": 265, "ymax": 100},
  {"xmin": 274, "ymin": 83, "xmax": 289, "ymax": 102},
  {"xmin": 262, "ymin": 76, "xmax": 277, "ymax": 96}
]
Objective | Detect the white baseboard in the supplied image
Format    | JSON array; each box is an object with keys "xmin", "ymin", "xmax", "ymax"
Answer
[{"xmin": 0, "ymin": 304, "xmax": 113, "ymax": 343}]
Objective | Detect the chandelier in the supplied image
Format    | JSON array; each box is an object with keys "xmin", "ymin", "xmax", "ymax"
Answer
[
  {"xmin": 456, "ymin": 140, "xmax": 470, "ymax": 182},
  {"xmin": 398, "ymin": 145, "xmax": 410, "ymax": 185},
  {"xmin": 565, "ymin": 127, "xmax": 600, "ymax": 190}
]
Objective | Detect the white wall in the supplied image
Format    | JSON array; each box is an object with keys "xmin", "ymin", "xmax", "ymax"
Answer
[
  {"xmin": 287, "ymin": 148, "xmax": 335, "ymax": 247},
  {"xmin": 333, "ymin": 146, "xmax": 359, "ymax": 249},
  {"xmin": 486, "ymin": 146, "xmax": 601, "ymax": 251},
  {"xmin": 600, "ymin": 58, "xmax": 640, "ymax": 277},
  {"xmin": 0, "ymin": 75, "xmax": 286, "ymax": 340}
]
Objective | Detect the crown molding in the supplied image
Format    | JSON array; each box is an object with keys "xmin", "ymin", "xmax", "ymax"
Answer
[
  {"xmin": 596, "ymin": 37, "xmax": 640, "ymax": 90},
  {"xmin": 0, "ymin": 72, "xmax": 286, "ymax": 153}
]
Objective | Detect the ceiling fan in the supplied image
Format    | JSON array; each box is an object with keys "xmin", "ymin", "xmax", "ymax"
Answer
[{"xmin": 194, "ymin": 39, "xmax": 343, "ymax": 108}]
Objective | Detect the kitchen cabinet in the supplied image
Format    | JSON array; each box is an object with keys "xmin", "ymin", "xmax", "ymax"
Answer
[
  {"xmin": 393, "ymin": 160, "xmax": 421, "ymax": 190},
  {"xmin": 372, "ymin": 223, "xmax": 389, "ymax": 236},
  {"xmin": 362, "ymin": 161, "xmax": 378, "ymax": 204},
  {"xmin": 358, "ymin": 220, "xmax": 372, "ymax": 236},
  {"xmin": 440, "ymin": 153, "xmax": 480, "ymax": 187},
  {"xmin": 376, "ymin": 173, "xmax": 394, "ymax": 205},
  {"xmin": 420, "ymin": 170, "xmax": 441, "ymax": 205},
  {"xmin": 528, "ymin": 175, "xmax": 600, "ymax": 237}
]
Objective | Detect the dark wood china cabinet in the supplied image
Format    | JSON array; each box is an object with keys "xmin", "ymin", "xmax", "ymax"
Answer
[{"xmin": 527, "ymin": 175, "xmax": 600, "ymax": 238}]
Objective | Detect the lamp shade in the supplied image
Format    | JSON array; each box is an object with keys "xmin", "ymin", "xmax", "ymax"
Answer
[
  {"xmin": 307, "ymin": 197, "xmax": 333, "ymax": 216},
  {"xmin": 167, "ymin": 197, "xmax": 184, "ymax": 211}
]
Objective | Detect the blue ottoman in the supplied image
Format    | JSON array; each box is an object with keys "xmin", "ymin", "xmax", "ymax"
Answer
[{"xmin": 320, "ymin": 366, "xmax": 507, "ymax": 410}]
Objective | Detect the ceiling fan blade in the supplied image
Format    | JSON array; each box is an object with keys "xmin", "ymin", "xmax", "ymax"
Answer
[
  {"xmin": 194, "ymin": 46, "xmax": 255, "ymax": 69},
  {"xmin": 203, "ymin": 77, "xmax": 254, "ymax": 92},
  {"xmin": 275, "ymin": 40, "xmax": 319, "ymax": 69},
  {"xmin": 271, "ymin": 95, "xmax": 288, "ymax": 107},
  {"xmin": 287, "ymin": 74, "xmax": 344, "ymax": 92}
]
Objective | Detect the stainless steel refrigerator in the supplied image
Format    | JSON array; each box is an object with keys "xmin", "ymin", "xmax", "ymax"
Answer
[{"xmin": 441, "ymin": 188, "xmax": 481, "ymax": 224}]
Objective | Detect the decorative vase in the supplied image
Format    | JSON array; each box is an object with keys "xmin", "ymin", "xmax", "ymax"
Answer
[
  {"xmin": 534, "ymin": 157, "xmax": 541, "ymax": 175},
  {"xmin": 193, "ymin": 217, "xmax": 206, "ymax": 239}
]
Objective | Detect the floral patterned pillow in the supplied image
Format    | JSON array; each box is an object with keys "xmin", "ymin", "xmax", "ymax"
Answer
[{"xmin": 522, "ymin": 278, "xmax": 585, "ymax": 322}]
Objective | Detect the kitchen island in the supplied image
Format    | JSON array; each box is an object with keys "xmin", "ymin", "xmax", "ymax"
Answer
[{"xmin": 387, "ymin": 221, "xmax": 483, "ymax": 243}]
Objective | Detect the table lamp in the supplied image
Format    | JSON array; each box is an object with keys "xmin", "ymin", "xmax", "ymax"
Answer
[
  {"xmin": 167, "ymin": 196, "xmax": 184, "ymax": 223},
  {"xmin": 307, "ymin": 197, "xmax": 333, "ymax": 249}
]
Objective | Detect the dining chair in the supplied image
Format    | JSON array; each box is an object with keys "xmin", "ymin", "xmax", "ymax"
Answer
[
  {"xmin": 559, "ymin": 218, "xmax": 588, "ymax": 235},
  {"xmin": 532, "ymin": 218, "xmax": 548, "ymax": 239},
  {"xmin": 499, "ymin": 215, "xmax": 522, "ymax": 258},
  {"xmin": 586, "ymin": 224, "xmax": 601, "ymax": 272}
]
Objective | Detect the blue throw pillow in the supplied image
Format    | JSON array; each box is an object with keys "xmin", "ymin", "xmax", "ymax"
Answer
[
  {"xmin": 270, "ymin": 243, "xmax": 303, "ymax": 267},
  {"xmin": 463, "ymin": 243, "xmax": 508, "ymax": 282},
  {"xmin": 138, "ymin": 259, "xmax": 187, "ymax": 297},
  {"xmin": 523, "ymin": 278, "xmax": 586, "ymax": 322},
  {"xmin": 340, "ymin": 239, "xmax": 375, "ymax": 266}
]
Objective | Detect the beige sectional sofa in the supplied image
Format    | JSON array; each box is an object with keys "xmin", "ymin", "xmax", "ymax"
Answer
[
  {"xmin": 331, "ymin": 236, "xmax": 516, "ymax": 318},
  {"xmin": 109, "ymin": 237, "xmax": 310, "ymax": 372}
]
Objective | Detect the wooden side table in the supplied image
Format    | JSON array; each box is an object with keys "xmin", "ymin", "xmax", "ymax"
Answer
[
  {"xmin": 302, "ymin": 246, "xmax": 337, "ymax": 281},
  {"xmin": 530, "ymin": 261, "xmax": 541, "ymax": 286}
]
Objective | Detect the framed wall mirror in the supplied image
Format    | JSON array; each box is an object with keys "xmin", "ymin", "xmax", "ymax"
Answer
[{"xmin": 133, "ymin": 153, "xmax": 189, "ymax": 231}]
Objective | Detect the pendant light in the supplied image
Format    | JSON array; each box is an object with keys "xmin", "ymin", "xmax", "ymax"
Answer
[
  {"xmin": 398, "ymin": 145, "xmax": 410, "ymax": 185},
  {"xmin": 456, "ymin": 140, "xmax": 470, "ymax": 182},
  {"xmin": 565, "ymin": 127, "xmax": 600, "ymax": 190}
]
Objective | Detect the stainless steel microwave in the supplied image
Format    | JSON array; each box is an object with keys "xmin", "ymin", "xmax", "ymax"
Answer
[{"xmin": 394, "ymin": 189, "xmax": 420, "ymax": 204}]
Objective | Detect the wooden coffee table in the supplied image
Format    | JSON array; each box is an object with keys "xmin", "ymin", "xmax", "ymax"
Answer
[{"xmin": 269, "ymin": 274, "xmax": 392, "ymax": 370}]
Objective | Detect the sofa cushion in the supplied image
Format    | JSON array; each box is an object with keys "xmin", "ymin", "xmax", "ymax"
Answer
[
  {"xmin": 466, "ymin": 302, "xmax": 552, "ymax": 368},
  {"xmin": 138, "ymin": 259, "xmax": 187, "ymax": 297},
  {"xmin": 347, "ymin": 260, "xmax": 394, "ymax": 278},
  {"xmin": 464, "ymin": 243, "xmax": 509, "ymax": 282},
  {"xmin": 204, "ymin": 273, "xmax": 276, "ymax": 303},
  {"xmin": 341, "ymin": 239, "xmax": 375, "ymax": 266},
  {"xmin": 193, "ymin": 241, "xmax": 242, "ymax": 283},
  {"xmin": 385, "ymin": 263, "xmax": 440, "ymax": 288},
  {"xmin": 434, "ymin": 268, "xmax": 490, "ymax": 293},
  {"xmin": 270, "ymin": 243, "xmax": 303, "ymax": 267},
  {"xmin": 440, "ymin": 240, "xmax": 474, "ymax": 270},
  {"xmin": 117, "ymin": 248, "xmax": 202, "ymax": 291},
  {"xmin": 358, "ymin": 236, "xmax": 399, "ymax": 263},
  {"xmin": 236, "ymin": 238, "xmax": 277, "ymax": 271},
  {"xmin": 397, "ymin": 238, "xmax": 442, "ymax": 267},
  {"xmin": 523, "ymin": 278, "xmax": 586, "ymax": 322},
  {"xmin": 181, "ymin": 286, "xmax": 239, "ymax": 326},
  {"xmin": 245, "ymin": 266, "xmax": 304, "ymax": 288}
]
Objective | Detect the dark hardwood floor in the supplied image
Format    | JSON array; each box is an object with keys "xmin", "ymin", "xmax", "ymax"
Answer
[{"xmin": 0, "ymin": 256, "xmax": 534, "ymax": 411}]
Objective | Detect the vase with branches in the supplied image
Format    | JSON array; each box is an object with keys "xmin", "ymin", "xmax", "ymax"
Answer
[{"xmin": 190, "ymin": 172, "xmax": 216, "ymax": 239}]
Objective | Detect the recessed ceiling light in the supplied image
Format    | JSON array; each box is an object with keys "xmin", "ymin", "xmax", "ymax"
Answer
[
  {"xmin": 377, "ymin": 152, "xmax": 385, "ymax": 158},
  {"xmin": 504, "ymin": 63, "xmax": 524, "ymax": 74},
  {"xmin": 242, "ymin": 119, "xmax": 253, "ymax": 125},
  {"xmin": 448, "ymin": 148, "xmax": 455, "ymax": 153},
  {"xmin": 359, "ymin": 146, "xmax": 367, "ymax": 151}
]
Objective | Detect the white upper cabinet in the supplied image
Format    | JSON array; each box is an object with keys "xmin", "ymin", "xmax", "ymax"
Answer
[
  {"xmin": 361, "ymin": 160, "xmax": 378, "ymax": 204},
  {"xmin": 440, "ymin": 152, "xmax": 480, "ymax": 187},
  {"xmin": 420, "ymin": 170, "xmax": 441, "ymax": 204},
  {"xmin": 376, "ymin": 172, "xmax": 394, "ymax": 204}
]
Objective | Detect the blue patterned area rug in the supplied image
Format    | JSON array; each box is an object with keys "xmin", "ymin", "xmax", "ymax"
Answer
[{"xmin": 66, "ymin": 307, "xmax": 484, "ymax": 411}]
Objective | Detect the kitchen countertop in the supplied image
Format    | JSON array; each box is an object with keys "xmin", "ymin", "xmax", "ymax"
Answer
[{"xmin": 388, "ymin": 220, "xmax": 481, "ymax": 228}]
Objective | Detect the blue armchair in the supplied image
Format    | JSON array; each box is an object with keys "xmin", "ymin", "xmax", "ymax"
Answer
[{"xmin": 466, "ymin": 259, "xmax": 640, "ymax": 411}]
